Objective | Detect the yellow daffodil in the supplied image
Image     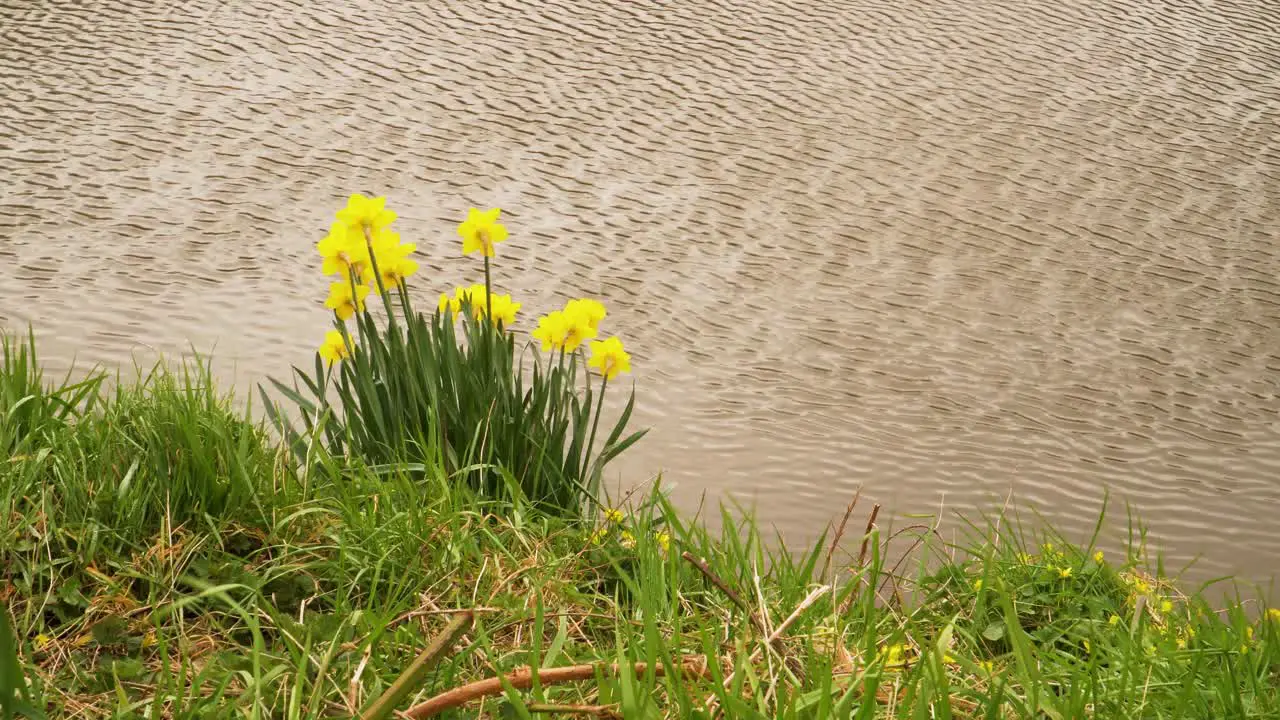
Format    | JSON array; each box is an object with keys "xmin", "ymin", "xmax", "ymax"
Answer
[
  {"xmin": 457, "ymin": 207, "xmax": 508, "ymax": 257},
  {"xmin": 588, "ymin": 336, "xmax": 631, "ymax": 380},
  {"xmin": 476, "ymin": 293, "xmax": 520, "ymax": 328},
  {"xmin": 336, "ymin": 193, "xmax": 397, "ymax": 233},
  {"xmin": 366, "ymin": 231, "xmax": 419, "ymax": 291},
  {"xmin": 1093, "ymin": 550, "xmax": 1104, "ymax": 564},
  {"xmin": 564, "ymin": 298, "xmax": 607, "ymax": 332},
  {"xmin": 562, "ymin": 304, "xmax": 599, "ymax": 351},
  {"xmin": 604, "ymin": 508, "xmax": 624, "ymax": 525},
  {"xmin": 324, "ymin": 280, "xmax": 370, "ymax": 321},
  {"xmin": 317, "ymin": 223, "xmax": 370, "ymax": 278},
  {"xmin": 655, "ymin": 531, "xmax": 671, "ymax": 553},
  {"xmin": 438, "ymin": 292, "xmax": 459, "ymax": 317},
  {"xmin": 531, "ymin": 311, "xmax": 571, "ymax": 352},
  {"xmin": 1058, "ymin": 567, "xmax": 1072, "ymax": 579},
  {"xmin": 318, "ymin": 330, "xmax": 352, "ymax": 364},
  {"xmin": 619, "ymin": 530, "xmax": 635, "ymax": 549}
]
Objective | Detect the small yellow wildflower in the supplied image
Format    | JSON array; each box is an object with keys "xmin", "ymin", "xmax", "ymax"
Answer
[
  {"xmin": 317, "ymin": 223, "xmax": 370, "ymax": 278},
  {"xmin": 34, "ymin": 633, "xmax": 51, "ymax": 650},
  {"xmin": 1082, "ymin": 638, "xmax": 1092, "ymax": 654},
  {"xmin": 1058, "ymin": 567, "xmax": 1072, "ymax": 579},
  {"xmin": 1176, "ymin": 635, "xmax": 1187, "ymax": 649},
  {"xmin": 588, "ymin": 336, "xmax": 631, "ymax": 381},
  {"xmin": 531, "ymin": 311, "xmax": 571, "ymax": 352},
  {"xmin": 1016, "ymin": 552, "xmax": 1033, "ymax": 564},
  {"xmin": 878, "ymin": 643, "xmax": 912, "ymax": 668},
  {"xmin": 336, "ymin": 193, "xmax": 397, "ymax": 233},
  {"xmin": 324, "ymin": 279, "xmax": 370, "ymax": 321},
  {"xmin": 979, "ymin": 660, "xmax": 995, "ymax": 673},
  {"xmin": 141, "ymin": 630, "xmax": 158, "ymax": 649},
  {"xmin": 1246, "ymin": 626, "xmax": 1254, "ymax": 641},
  {"xmin": 318, "ymin": 330, "xmax": 352, "ymax": 365},
  {"xmin": 1109, "ymin": 614, "xmax": 1121, "ymax": 626},
  {"xmin": 619, "ymin": 530, "xmax": 635, "ymax": 549},
  {"xmin": 1160, "ymin": 599, "xmax": 1173, "ymax": 614},
  {"xmin": 1267, "ymin": 608, "xmax": 1280, "ymax": 623},
  {"xmin": 655, "ymin": 531, "xmax": 671, "ymax": 553},
  {"xmin": 589, "ymin": 527, "xmax": 608, "ymax": 545},
  {"xmin": 564, "ymin": 298, "xmax": 607, "ymax": 331},
  {"xmin": 1093, "ymin": 550, "xmax": 1104, "ymax": 564},
  {"xmin": 973, "ymin": 579, "xmax": 983, "ymax": 591},
  {"xmin": 457, "ymin": 207, "xmax": 508, "ymax": 257},
  {"xmin": 604, "ymin": 508, "xmax": 624, "ymax": 525}
]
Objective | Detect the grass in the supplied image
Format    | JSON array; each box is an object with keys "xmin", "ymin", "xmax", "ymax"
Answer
[{"xmin": 2, "ymin": 331, "xmax": 1279, "ymax": 719}]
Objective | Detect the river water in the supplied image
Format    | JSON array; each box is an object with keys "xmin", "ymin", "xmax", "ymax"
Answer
[{"xmin": 2, "ymin": 0, "xmax": 1279, "ymax": 585}]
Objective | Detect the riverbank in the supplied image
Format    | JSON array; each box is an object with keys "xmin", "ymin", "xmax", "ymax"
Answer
[{"xmin": 2, "ymin": 339, "xmax": 1278, "ymax": 719}]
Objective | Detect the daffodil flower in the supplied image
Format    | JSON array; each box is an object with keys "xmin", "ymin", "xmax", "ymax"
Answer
[
  {"xmin": 336, "ymin": 193, "xmax": 397, "ymax": 233},
  {"xmin": 317, "ymin": 223, "xmax": 370, "ymax": 277},
  {"xmin": 366, "ymin": 231, "xmax": 419, "ymax": 291},
  {"xmin": 457, "ymin": 207, "xmax": 508, "ymax": 257},
  {"xmin": 318, "ymin": 330, "xmax": 352, "ymax": 365},
  {"xmin": 324, "ymin": 280, "xmax": 370, "ymax": 321},
  {"xmin": 564, "ymin": 298, "xmax": 607, "ymax": 332},
  {"xmin": 588, "ymin": 336, "xmax": 631, "ymax": 381}
]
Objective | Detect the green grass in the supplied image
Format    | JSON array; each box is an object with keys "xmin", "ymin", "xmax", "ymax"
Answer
[{"xmin": 2, "ymin": 333, "xmax": 1278, "ymax": 719}]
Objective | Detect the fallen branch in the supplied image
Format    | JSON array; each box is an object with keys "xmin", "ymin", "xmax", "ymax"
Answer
[
  {"xmin": 403, "ymin": 657, "xmax": 709, "ymax": 718},
  {"xmin": 359, "ymin": 611, "xmax": 474, "ymax": 720}
]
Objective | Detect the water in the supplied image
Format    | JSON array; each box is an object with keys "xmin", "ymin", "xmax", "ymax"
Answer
[{"xmin": 2, "ymin": 0, "xmax": 1279, "ymax": 585}]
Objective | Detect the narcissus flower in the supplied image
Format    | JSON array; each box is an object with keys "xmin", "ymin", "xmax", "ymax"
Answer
[
  {"xmin": 317, "ymin": 223, "xmax": 370, "ymax": 277},
  {"xmin": 457, "ymin": 207, "xmax": 508, "ymax": 256},
  {"xmin": 336, "ymin": 193, "xmax": 397, "ymax": 233},
  {"xmin": 564, "ymin": 298, "xmax": 607, "ymax": 331},
  {"xmin": 477, "ymin": 293, "xmax": 521, "ymax": 328},
  {"xmin": 531, "ymin": 311, "xmax": 570, "ymax": 352},
  {"xmin": 366, "ymin": 231, "xmax": 418, "ymax": 291},
  {"xmin": 588, "ymin": 336, "xmax": 631, "ymax": 380},
  {"xmin": 318, "ymin": 330, "xmax": 351, "ymax": 365},
  {"xmin": 324, "ymin": 279, "xmax": 370, "ymax": 321}
]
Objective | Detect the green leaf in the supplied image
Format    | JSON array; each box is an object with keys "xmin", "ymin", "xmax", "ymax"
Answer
[{"xmin": 982, "ymin": 620, "xmax": 1006, "ymax": 642}]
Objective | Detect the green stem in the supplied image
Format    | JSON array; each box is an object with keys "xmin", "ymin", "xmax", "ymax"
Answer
[
  {"xmin": 581, "ymin": 375, "xmax": 608, "ymax": 491},
  {"xmin": 483, "ymin": 255, "xmax": 493, "ymax": 325},
  {"xmin": 363, "ymin": 226, "xmax": 399, "ymax": 328}
]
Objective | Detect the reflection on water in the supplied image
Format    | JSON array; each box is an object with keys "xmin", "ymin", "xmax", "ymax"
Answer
[{"xmin": 2, "ymin": 0, "xmax": 1278, "ymax": 584}]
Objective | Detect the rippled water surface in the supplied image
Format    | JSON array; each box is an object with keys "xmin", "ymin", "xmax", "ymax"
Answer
[{"xmin": 3, "ymin": 0, "xmax": 1279, "ymax": 583}]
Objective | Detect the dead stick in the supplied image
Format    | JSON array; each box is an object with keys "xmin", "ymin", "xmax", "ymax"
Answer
[
  {"xmin": 821, "ymin": 490, "xmax": 860, "ymax": 583},
  {"xmin": 855, "ymin": 504, "xmax": 881, "ymax": 567},
  {"xmin": 681, "ymin": 551, "xmax": 773, "ymax": 644},
  {"xmin": 359, "ymin": 612, "xmax": 474, "ymax": 720},
  {"xmin": 404, "ymin": 657, "xmax": 709, "ymax": 719},
  {"xmin": 526, "ymin": 703, "xmax": 619, "ymax": 717}
]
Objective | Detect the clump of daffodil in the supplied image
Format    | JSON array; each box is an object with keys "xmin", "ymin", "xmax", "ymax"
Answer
[
  {"xmin": 318, "ymin": 330, "xmax": 352, "ymax": 365},
  {"xmin": 325, "ymin": 280, "xmax": 370, "ymax": 321},
  {"xmin": 317, "ymin": 222, "xmax": 371, "ymax": 278},
  {"xmin": 588, "ymin": 337, "xmax": 631, "ymax": 381}
]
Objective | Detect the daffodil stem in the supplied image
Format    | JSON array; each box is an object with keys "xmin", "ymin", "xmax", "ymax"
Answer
[
  {"xmin": 483, "ymin": 256, "xmax": 493, "ymax": 323},
  {"xmin": 363, "ymin": 226, "xmax": 398, "ymax": 328},
  {"xmin": 581, "ymin": 376, "xmax": 608, "ymax": 493}
]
